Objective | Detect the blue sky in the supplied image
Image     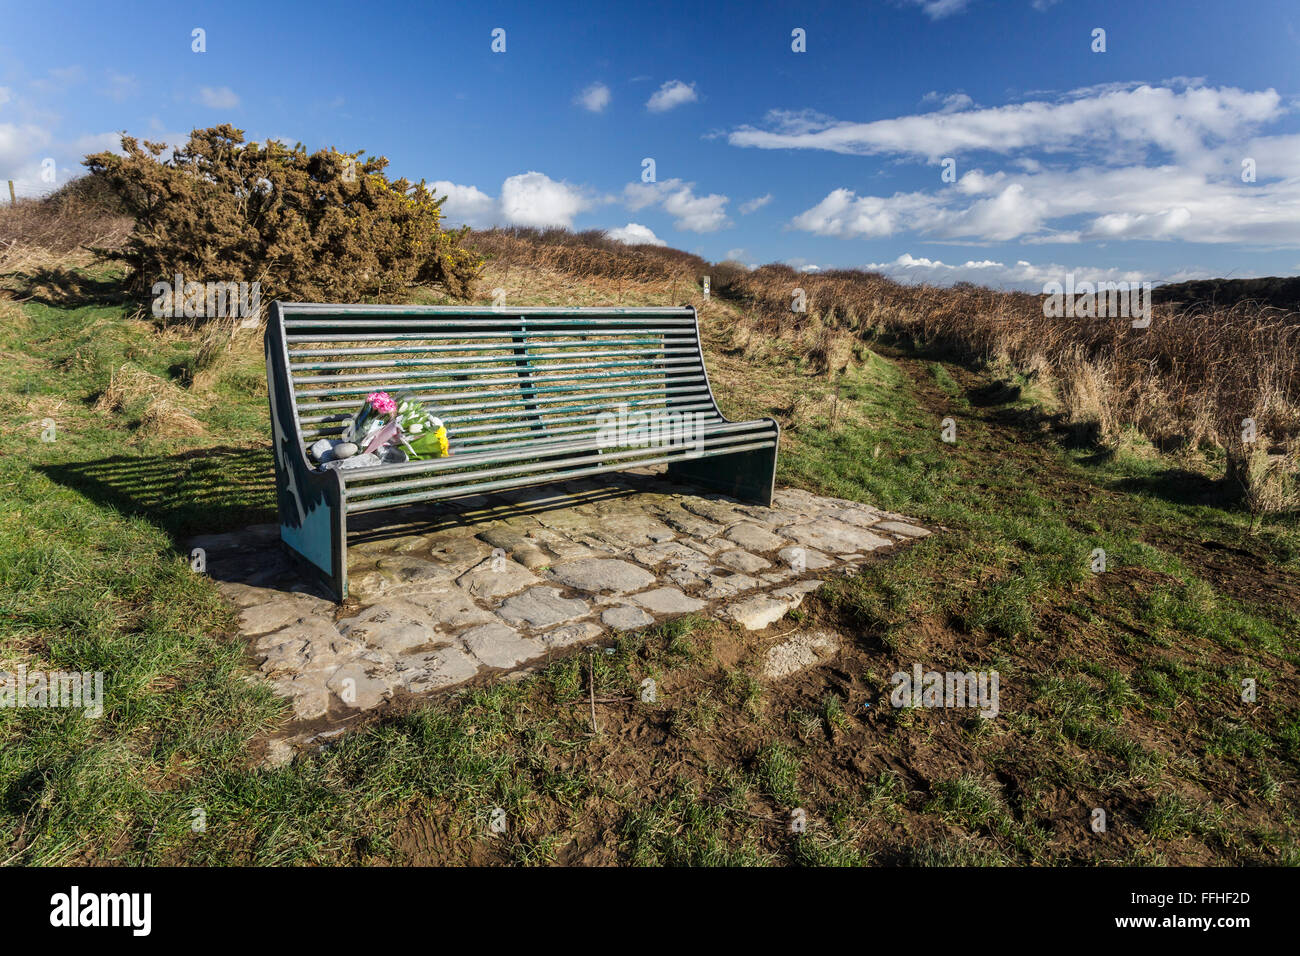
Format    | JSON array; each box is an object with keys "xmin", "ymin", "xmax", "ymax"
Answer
[{"xmin": 3, "ymin": 0, "xmax": 1299, "ymax": 289}]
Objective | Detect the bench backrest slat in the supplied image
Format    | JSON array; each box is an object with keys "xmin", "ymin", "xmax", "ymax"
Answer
[{"xmin": 276, "ymin": 305, "xmax": 714, "ymax": 455}]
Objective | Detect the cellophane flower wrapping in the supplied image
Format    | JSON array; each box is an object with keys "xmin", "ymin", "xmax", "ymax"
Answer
[{"xmin": 393, "ymin": 395, "xmax": 449, "ymax": 459}]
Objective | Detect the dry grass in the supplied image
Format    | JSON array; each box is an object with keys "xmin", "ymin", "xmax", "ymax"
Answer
[
  {"xmin": 468, "ymin": 227, "xmax": 708, "ymax": 287},
  {"xmin": 185, "ymin": 319, "xmax": 261, "ymax": 391},
  {"xmin": 0, "ymin": 294, "xmax": 28, "ymax": 334},
  {"xmin": 1055, "ymin": 346, "xmax": 1119, "ymax": 442},
  {"xmin": 726, "ymin": 265, "xmax": 1300, "ymax": 455},
  {"xmin": 136, "ymin": 398, "xmax": 205, "ymax": 438},
  {"xmin": 1226, "ymin": 432, "xmax": 1300, "ymax": 520},
  {"xmin": 93, "ymin": 363, "xmax": 183, "ymax": 413},
  {"xmin": 93, "ymin": 363, "xmax": 206, "ymax": 438},
  {"xmin": 472, "ymin": 260, "xmax": 697, "ymax": 311},
  {"xmin": 0, "ymin": 176, "xmax": 132, "ymax": 274}
]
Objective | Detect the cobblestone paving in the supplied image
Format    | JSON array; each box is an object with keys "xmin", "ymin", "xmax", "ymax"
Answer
[{"xmin": 188, "ymin": 472, "xmax": 929, "ymax": 750}]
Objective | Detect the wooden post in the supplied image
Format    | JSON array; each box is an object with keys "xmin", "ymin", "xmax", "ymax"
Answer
[{"xmin": 6, "ymin": 181, "xmax": 14, "ymax": 204}]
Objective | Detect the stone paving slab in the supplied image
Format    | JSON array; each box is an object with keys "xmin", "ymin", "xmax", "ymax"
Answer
[{"xmin": 190, "ymin": 472, "xmax": 929, "ymax": 751}]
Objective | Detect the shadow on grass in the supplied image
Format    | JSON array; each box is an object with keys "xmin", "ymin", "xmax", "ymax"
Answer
[
  {"xmin": 968, "ymin": 380, "xmax": 1023, "ymax": 407},
  {"xmin": 872, "ymin": 329, "xmax": 990, "ymax": 374},
  {"xmin": 3, "ymin": 266, "xmax": 132, "ymax": 309},
  {"xmin": 41, "ymin": 450, "xmax": 701, "ymax": 597},
  {"xmin": 39, "ymin": 445, "xmax": 277, "ymax": 540},
  {"xmin": 1112, "ymin": 468, "xmax": 1234, "ymax": 508}
]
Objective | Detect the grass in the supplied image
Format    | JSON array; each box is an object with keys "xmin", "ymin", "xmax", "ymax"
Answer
[{"xmin": 0, "ymin": 257, "xmax": 1296, "ymax": 866}]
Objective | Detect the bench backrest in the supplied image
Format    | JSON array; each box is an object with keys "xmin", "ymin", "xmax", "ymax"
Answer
[{"xmin": 270, "ymin": 303, "xmax": 719, "ymax": 460}]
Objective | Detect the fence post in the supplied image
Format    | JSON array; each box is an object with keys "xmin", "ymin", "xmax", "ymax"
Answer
[{"xmin": 6, "ymin": 181, "xmax": 14, "ymax": 204}]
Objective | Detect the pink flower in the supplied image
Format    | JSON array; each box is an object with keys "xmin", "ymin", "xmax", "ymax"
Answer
[{"xmin": 366, "ymin": 392, "xmax": 396, "ymax": 415}]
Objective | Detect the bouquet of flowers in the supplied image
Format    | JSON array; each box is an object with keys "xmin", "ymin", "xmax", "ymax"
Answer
[
  {"xmin": 313, "ymin": 391, "xmax": 450, "ymax": 470},
  {"xmin": 391, "ymin": 392, "xmax": 450, "ymax": 460}
]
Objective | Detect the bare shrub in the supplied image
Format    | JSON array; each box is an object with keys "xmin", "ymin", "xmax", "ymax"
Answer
[
  {"xmin": 709, "ymin": 260, "xmax": 749, "ymax": 296},
  {"xmin": 807, "ymin": 324, "xmax": 854, "ymax": 376},
  {"xmin": 725, "ymin": 266, "xmax": 1300, "ymax": 457}
]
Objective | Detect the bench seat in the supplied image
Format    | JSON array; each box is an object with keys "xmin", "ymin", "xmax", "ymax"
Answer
[{"xmin": 265, "ymin": 302, "xmax": 779, "ymax": 600}]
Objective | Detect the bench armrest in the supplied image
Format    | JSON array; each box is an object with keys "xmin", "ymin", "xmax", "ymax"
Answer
[{"xmin": 266, "ymin": 302, "xmax": 349, "ymax": 597}]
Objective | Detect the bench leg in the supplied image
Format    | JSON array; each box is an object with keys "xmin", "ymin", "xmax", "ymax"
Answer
[
  {"xmin": 276, "ymin": 467, "xmax": 348, "ymax": 601},
  {"xmin": 666, "ymin": 438, "xmax": 778, "ymax": 507}
]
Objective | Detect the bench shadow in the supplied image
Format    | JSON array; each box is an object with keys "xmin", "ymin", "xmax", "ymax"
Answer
[
  {"xmin": 345, "ymin": 471, "xmax": 681, "ymax": 546},
  {"xmin": 967, "ymin": 381, "xmax": 1022, "ymax": 407},
  {"xmin": 39, "ymin": 445, "xmax": 278, "ymax": 541},
  {"xmin": 42, "ymin": 448, "xmax": 719, "ymax": 599},
  {"xmin": 210, "ymin": 474, "xmax": 683, "ymax": 601}
]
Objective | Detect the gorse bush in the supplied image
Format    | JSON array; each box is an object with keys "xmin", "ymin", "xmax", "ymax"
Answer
[{"xmin": 83, "ymin": 125, "xmax": 481, "ymax": 319}]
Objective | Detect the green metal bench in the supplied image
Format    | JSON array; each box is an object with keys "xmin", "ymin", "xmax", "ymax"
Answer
[{"xmin": 265, "ymin": 302, "xmax": 780, "ymax": 600}]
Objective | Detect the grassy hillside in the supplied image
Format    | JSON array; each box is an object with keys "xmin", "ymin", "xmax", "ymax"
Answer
[{"xmin": 0, "ymin": 220, "xmax": 1296, "ymax": 865}]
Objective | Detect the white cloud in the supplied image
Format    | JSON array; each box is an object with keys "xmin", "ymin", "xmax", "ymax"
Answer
[
  {"xmin": 663, "ymin": 189, "xmax": 728, "ymax": 232},
  {"xmin": 500, "ymin": 171, "xmax": 592, "ymax": 228},
  {"xmin": 863, "ymin": 253, "xmax": 1180, "ymax": 291},
  {"xmin": 730, "ymin": 84, "xmax": 1283, "ymax": 163},
  {"xmin": 791, "ymin": 188, "xmax": 939, "ymax": 240},
  {"xmin": 623, "ymin": 178, "xmax": 730, "ymax": 232},
  {"xmin": 791, "ymin": 160, "xmax": 1300, "ymax": 246},
  {"xmin": 905, "ymin": 0, "xmax": 973, "ymax": 19},
  {"xmin": 647, "ymin": 80, "xmax": 698, "ymax": 113},
  {"xmin": 739, "ymin": 193, "xmax": 773, "ymax": 214},
  {"xmin": 606, "ymin": 222, "xmax": 666, "ymax": 246},
  {"xmin": 429, "ymin": 180, "xmax": 499, "ymax": 228},
  {"xmin": 921, "ymin": 91, "xmax": 973, "ymax": 113},
  {"xmin": 942, "ymin": 182, "xmax": 1046, "ymax": 241},
  {"xmin": 198, "ymin": 86, "xmax": 240, "ymax": 109},
  {"xmin": 31, "ymin": 66, "xmax": 83, "ymax": 94},
  {"xmin": 0, "ymin": 122, "xmax": 51, "ymax": 174},
  {"xmin": 72, "ymin": 131, "xmax": 129, "ymax": 156},
  {"xmin": 0, "ymin": 87, "xmax": 11, "ymax": 106},
  {"xmin": 766, "ymin": 83, "xmax": 1300, "ymax": 246},
  {"xmin": 575, "ymin": 82, "xmax": 611, "ymax": 113},
  {"xmin": 430, "ymin": 172, "xmax": 596, "ymax": 229}
]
